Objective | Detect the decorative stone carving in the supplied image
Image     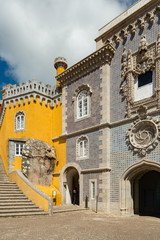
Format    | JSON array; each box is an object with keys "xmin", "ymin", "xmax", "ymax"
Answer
[
  {"xmin": 22, "ymin": 139, "xmax": 56, "ymax": 186},
  {"xmin": 101, "ymin": 4, "xmax": 159, "ymax": 47},
  {"xmin": 126, "ymin": 106, "xmax": 160, "ymax": 156},
  {"xmin": 72, "ymin": 84, "xmax": 92, "ymax": 102},
  {"xmin": 120, "ymin": 34, "xmax": 160, "ymax": 118},
  {"xmin": 138, "ymin": 35, "xmax": 147, "ymax": 53},
  {"xmin": 56, "ymin": 43, "xmax": 115, "ymax": 86}
]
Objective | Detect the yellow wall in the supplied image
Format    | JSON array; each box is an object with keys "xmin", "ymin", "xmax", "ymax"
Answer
[
  {"xmin": 12, "ymin": 157, "xmax": 22, "ymax": 171},
  {"xmin": 0, "ymin": 97, "xmax": 53, "ymax": 173},
  {"xmin": 56, "ymin": 66, "xmax": 66, "ymax": 86},
  {"xmin": 35, "ymin": 184, "xmax": 61, "ymax": 205},
  {"xmin": 0, "ymin": 95, "xmax": 66, "ymax": 205}
]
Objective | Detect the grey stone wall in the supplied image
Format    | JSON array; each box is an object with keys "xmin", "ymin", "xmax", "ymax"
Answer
[
  {"xmin": 110, "ymin": 113, "xmax": 160, "ymax": 203},
  {"xmin": 66, "ymin": 68, "xmax": 101, "ymax": 133},
  {"xmin": 66, "ymin": 129, "xmax": 100, "ymax": 169},
  {"xmin": 110, "ymin": 15, "xmax": 160, "ymax": 123},
  {"xmin": 83, "ymin": 173, "xmax": 101, "ymax": 201}
]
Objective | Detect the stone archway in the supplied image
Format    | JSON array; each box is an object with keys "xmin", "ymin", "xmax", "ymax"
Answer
[
  {"xmin": 60, "ymin": 163, "xmax": 83, "ymax": 206},
  {"xmin": 120, "ymin": 159, "xmax": 160, "ymax": 216}
]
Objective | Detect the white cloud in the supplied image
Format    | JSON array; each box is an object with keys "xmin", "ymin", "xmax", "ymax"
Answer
[{"xmin": 0, "ymin": 0, "xmax": 134, "ymax": 86}]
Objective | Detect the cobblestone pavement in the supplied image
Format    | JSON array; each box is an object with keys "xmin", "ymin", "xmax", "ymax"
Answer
[{"xmin": 1, "ymin": 210, "xmax": 160, "ymax": 240}]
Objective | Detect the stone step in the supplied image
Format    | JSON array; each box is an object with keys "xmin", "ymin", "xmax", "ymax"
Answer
[
  {"xmin": 0, "ymin": 182, "xmax": 16, "ymax": 185},
  {"xmin": 0, "ymin": 202, "xmax": 35, "ymax": 206},
  {"xmin": 0, "ymin": 212, "xmax": 48, "ymax": 217},
  {"xmin": 0, "ymin": 193, "xmax": 26, "ymax": 197},
  {"xmin": 0, "ymin": 191, "xmax": 24, "ymax": 194},
  {"xmin": 0, "ymin": 199, "xmax": 32, "ymax": 203},
  {"xmin": 0, "ymin": 208, "xmax": 44, "ymax": 213},
  {"xmin": 0, "ymin": 190, "xmax": 22, "ymax": 193},
  {"xmin": 0, "ymin": 158, "xmax": 47, "ymax": 217},
  {"xmin": 0, "ymin": 196, "xmax": 28, "ymax": 200},
  {"xmin": 0, "ymin": 205, "xmax": 39, "ymax": 210},
  {"xmin": 0, "ymin": 187, "xmax": 20, "ymax": 190},
  {"xmin": 0, "ymin": 185, "xmax": 15, "ymax": 187}
]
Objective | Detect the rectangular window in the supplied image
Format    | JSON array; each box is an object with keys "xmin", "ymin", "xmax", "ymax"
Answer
[
  {"xmin": 20, "ymin": 115, "xmax": 25, "ymax": 129},
  {"xmin": 134, "ymin": 71, "xmax": 155, "ymax": 102},
  {"xmin": 16, "ymin": 116, "xmax": 20, "ymax": 130},
  {"xmin": 79, "ymin": 140, "xmax": 87, "ymax": 158},
  {"xmin": 15, "ymin": 113, "xmax": 25, "ymax": 131},
  {"xmin": 138, "ymin": 71, "xmax": 152, "ymax": 87},
  {"xmin": 80, "ymin": 141, "xmax": 83, "ymax": 157},
  {"xmin": 91, "ymin": 181, "xmax": 95, "ymax": 199},
  {"xmin": 15, "ymin": 143, "xmax": 24, "ymax": 156}
]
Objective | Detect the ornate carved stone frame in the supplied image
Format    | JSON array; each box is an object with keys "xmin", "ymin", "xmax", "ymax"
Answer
[
  {"xmin": 72, "ymin": 84, "xmax": 92, "ymax": 122},
  {"xmin": 121, "ymin": 34, "xmax": 160, "ymax": 118}
]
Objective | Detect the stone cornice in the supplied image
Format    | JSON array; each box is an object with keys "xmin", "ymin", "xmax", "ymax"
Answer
[
  {"xmin": 53, "ymin": 167, "xmax": 111, "ymax": 175},
  {"xmin": 81, "ymin": 167, "xmax": 111, "ymax": 174},
  {"xmin": 52, "ymin": 118, "xmax": 135, "ymax": 141},
  {"xmin": 52, "ymin": 109, "xmax": 160, "ymax": 141},
  {"xmin": 8, "ymin": 138, "xmax": 27, "ymax": 142},
  {"xmin": 56, "ymin": 44, "xmax": 115, "ymax": 86},
  {"xmin": 96, "ymin": 0, "xmax": 160, "ymax": 47}
]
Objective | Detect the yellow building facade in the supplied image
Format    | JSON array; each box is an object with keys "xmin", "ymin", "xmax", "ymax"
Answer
[{"xmin": 0, "ymin": 57, "xmax": 67, "ymax": 205}]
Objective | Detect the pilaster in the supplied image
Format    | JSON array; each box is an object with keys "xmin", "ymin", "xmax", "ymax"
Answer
[
  {"xmin": 98, "ymin": 63, "xmax": 111, "ymax": 212},
  {"xmin": 62, "ymin": 86, "xmax": 68, "ymax": 135}
]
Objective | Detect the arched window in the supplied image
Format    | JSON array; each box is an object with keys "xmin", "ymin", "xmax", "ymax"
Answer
[
  {"xmin": 76, "ymin": 136, "xmax": 89, "ymax": 159},
  {"xmin": 77, "ymin": 90, "xmax": 89, "ymax": 119},
  {"xmin": 15, "ymin": 111, "xmax": 25, "ymax": 131}
]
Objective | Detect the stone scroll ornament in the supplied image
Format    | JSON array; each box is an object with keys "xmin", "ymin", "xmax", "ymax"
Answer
[
  {"xmin": 21, "ymin": 139, "xmax": 57, "ymax": 186},
  {"xmin": 126, "ymin": 106, "xmax": 160, "ymax": 156}
]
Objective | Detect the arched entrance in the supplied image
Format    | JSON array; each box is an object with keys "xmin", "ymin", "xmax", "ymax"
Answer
[
  {"xmin": 63, "ymin": 167, "xmax": 79, "ymax": 205},
  {"xmin": 120, "ymin": 159, "xmax": 160, "ymax": 216}
]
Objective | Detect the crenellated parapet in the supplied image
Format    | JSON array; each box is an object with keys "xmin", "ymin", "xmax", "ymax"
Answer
[
  {"xmin": 0, "ymin": 79, "xmax": 62, "ymax": 127},
  {"xmin": 3, "ymin": 79, "xmax": 58, "ymax": 99}
]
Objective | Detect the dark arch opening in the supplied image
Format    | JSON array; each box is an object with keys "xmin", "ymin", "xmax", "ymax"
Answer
[
  {"xmin": 65, "ymin": 167, "xmax": 79, "ymax": 205},
  {"xmin": 134, "ymin": 170, "xmax": 160, "ymax": 217}
]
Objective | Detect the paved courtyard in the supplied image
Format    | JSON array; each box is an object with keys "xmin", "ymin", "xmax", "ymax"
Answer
[{"xmin": 1, "ymin": 210, "xmax": 160, "ymax": 240}]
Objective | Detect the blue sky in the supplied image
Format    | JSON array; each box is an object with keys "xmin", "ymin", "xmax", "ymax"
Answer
[{"xmin": 0, "ymin": 0, "xmax": 137, "ymax": 100}]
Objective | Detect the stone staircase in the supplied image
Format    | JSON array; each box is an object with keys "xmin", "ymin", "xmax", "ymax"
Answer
[{"xmin": 0, "ymin": 158, "xmax": 48, "ymax": 217}]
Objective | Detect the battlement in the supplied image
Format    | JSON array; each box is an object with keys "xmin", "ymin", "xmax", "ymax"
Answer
[
  {"xmin": 3, "ymin": 79, "xmax": 60, "ymax": 100},
  {"xmin": 0, "ymin": 80, "xmax": 62, "ymax": 127}
]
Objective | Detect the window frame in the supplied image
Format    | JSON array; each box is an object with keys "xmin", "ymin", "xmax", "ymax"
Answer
[
  {"xmin": 134, "ymin": 70, "xmax": 155, "ymax": 102},
  {"xmin": 72, "ymin": 85, "xmax": 92, "ymax": 122},
  {"xmin": 89, "ymin": 179, "xmax": 97, "ymax": 200},
  {"xmin": 15, "ymin": 143, "xmax": 24, "ymax": 157},
  {"xmin": 15, "ymin": 111, "xmax": 25, "ymax": 132},
  {"xmin": 76, "ymin": 135, "xmax": 89, "ymax": 160},
  {"xmin": 77, "ymin": 90, "xmax": 89, "ymax": 119}
]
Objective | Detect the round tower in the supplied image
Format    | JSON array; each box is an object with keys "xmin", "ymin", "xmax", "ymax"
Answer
[{"xmin": 54, "ymin": 57, "xmax": 68, "ymax": 86}]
